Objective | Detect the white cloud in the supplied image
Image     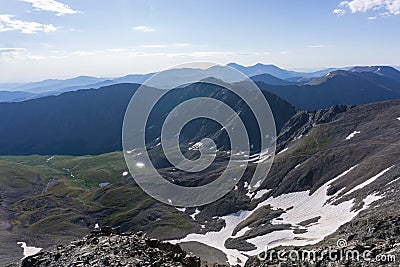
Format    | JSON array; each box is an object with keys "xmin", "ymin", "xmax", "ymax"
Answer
[
  {"xmin": 0, "ymin": 14, "xmax": 57, "ymax": 34},
  {"xmin": 21, "ymin": 0, "xmax": 78, "ymax": 16},
  {"xmin": 133, "ymin": 25, "xmax": 156, "ymax": 32},
  {"xmin": 333, "ymin": 8, "xmax": 346, "ymax": 16},
  {"xmin": 0, "ymin": 48, "xmax": 65, "ymax": 61},
  {"xmin": 0, "ymin": 47, "xmax": 27, "ymax": 52},
  {"xmin": 140, "ymin": 44, "xmax": 166, "ymax": 48},
  {"xmin": 308, "ymin": 45, "xmax": 326, "ymax": 48},
  {"xmin": 339, "ymin": 0, "xmax": 400, "ymax": 16},
  {"xmin": 71, "ymin": 50, "xmax": 100, "ymax": 56},
  {"xmin": 368, "ymin": 16, "xmax": 377, "ymax": 19},
  {"xmin": 71, "ymin": 49, "xmax": 130, "ymax": 56},
  {"xmin": 141, "ymin": 44, "xmax": 191, "ymax": 48},
  {"xmin": 105, "ymin": 48, "xmax": 126, "ymax": 53},
  {"xmin": 237, "ymin": 51, "xmax": 270, "ymax": 56}
]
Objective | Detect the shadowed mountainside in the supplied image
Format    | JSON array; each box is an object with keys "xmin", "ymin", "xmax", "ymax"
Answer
[
  {"xmin": 257, "ymin": 67, "xmax": 400, "ymax": 110},
  {"xmin": 0, "ymin": 82, "xmax": 296, "ymax": 156}
]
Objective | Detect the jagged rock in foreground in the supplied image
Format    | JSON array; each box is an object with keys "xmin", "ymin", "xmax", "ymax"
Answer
[{"xmin": 13, "ymin": 227, "xmax": 201, "ymax": 267}]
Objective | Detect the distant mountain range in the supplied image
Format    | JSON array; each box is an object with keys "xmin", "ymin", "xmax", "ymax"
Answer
[
  {"xmin": 257, "ymin": 66, "xmax": 400, "ymax": 110},
  {"xmin": 6, "ymin": 76, "xmax": 105, "ymax": 94},
  {"xmin": 0, "ymin": 91, "xmax": 37, "ymax": 103},
  {"xmin": 0, "ymin": 63, "xmax": 350, "ymax": 103},
  {"xmin": 2, "ymin": 63, "xmax": 398, "ymax": 110},
  {"xmin": 1, "ymin": 65, "xmax": 400, "ymax": 155},
  {"xmin": 0, "ymin": 75, "xmax": 152, "ymax": 102},
  {"xmin": 228, "ymin": 62, "xmax": 354, "ymax": 80},
  {"xmin": 228, "ymin": 63, "xmax": 304, "ymax": 79},
  {"xmin": 248, "ymin": 73, "xmax": 298, "ymax": 85}
]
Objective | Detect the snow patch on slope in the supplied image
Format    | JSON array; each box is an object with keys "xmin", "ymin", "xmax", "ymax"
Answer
[
  {"xmin": 189, "ymin": 142, "xmax": 203, "ymax": 151},
  {"xmin": 171, "ymin": 210, "xmax": 250, "ymax": 265},
  {"xmin": 344, "ymin": 166, "xmax": 394, "ymax": 195},
  {"xmin": 387, "ymin": 177, "xmax": 400, "ymax": 185},
  {"xmin": 17, "ymin": 242, "xmax": 42, "ymax": 259},
  {"xmin": 190, "ymin": 209, "xmax": 200, "ymax": 220},
  {"xmin": 253, "ymin": 189, "xmax": 271, "ymax": 200},
  {"xmin": 175, "ymin": 207, "xmax": 186, "ymax": 213},
  {"xmin": 277, "ymin": 148, "xmax": 289, "ymax": 155},
  {"xmin": 234, "ymin": 226, "xmax": 252, "ymax": 238},
  {"xmin": 246, "ymin": 167, "xmax": 386, "ymax": 255},
  {"xmin": 172, "ymin": 165, "xmax": 386, "ymax": 265},
  {"xmin": 346, "ymin": 131, "xmax": 360, "ymax": 140},
  {"xmin": 246, "ymin": 192, "xmax": 255, "ymax": 198}
]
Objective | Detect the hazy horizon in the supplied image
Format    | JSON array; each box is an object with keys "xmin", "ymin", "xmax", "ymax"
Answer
[
  {"xmin": 1, "ymin": 63, "xmax": 400, "ymax": 84},
  {"xmin": 1, "ymin": 0, "xmax": 400, "ymax": 83}
]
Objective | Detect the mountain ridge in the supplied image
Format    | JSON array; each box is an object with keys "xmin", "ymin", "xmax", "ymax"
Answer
[
  {"xmin": 0, "ymin": 82, "xmax": 296, "ymax": 156},
  {"xmin": 1, "ymin": 64, "xmax": 398, "ymax": 105},
  {"xmin": 257, "ymin": 68, "xmax": 400, "ymax": 110}
]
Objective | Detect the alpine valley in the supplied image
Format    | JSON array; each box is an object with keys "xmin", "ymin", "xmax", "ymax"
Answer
[{"xmin": 1, "ymin": 64, "xmax": 400, "ymax": 267}]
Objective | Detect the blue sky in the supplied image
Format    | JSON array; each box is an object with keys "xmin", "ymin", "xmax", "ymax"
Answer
[{"xmin": 0, "ymin": 0, "xmax": 399, "ymax": 82}]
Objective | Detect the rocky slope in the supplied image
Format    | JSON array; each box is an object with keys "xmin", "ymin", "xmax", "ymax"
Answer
[
  {"xmin": 1, "ymin": 99, "xmax": 399, "ymax": 266},
  {"xmin": 170, "ymin": 99, "xmax": 400, "ymax": 265},
  {"xmin": 9, "ymin": 227, "xmax": 201, "ymax": 267}
]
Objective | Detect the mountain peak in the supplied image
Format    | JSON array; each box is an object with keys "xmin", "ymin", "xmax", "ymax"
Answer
[
  {"xmin": 303, "ymin": 70, "xmax": 346, "ymax": 85},
  {"xmin": 227, "ymin": 62, "xmax": 301, "ymax": 79},
  {"xmin": 227, "ymin": 62, "xmax": 279, "ymax": 69},
  {"xmin": 350, "ymin": 65, "xmax": 397, "ymax": 72},
  {"xmin": 350, "ymin": 66, "xmax": 400, "ymax": 82}
]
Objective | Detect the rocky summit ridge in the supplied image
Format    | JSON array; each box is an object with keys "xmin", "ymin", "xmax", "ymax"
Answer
[{"xmin": 9, "ymin": 227, "xmax": 202, "ymax": 267}]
